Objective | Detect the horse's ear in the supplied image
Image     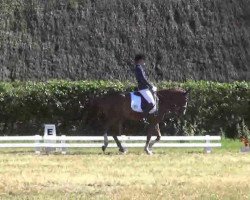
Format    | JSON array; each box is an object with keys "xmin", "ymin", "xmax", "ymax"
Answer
[{"xmin": 184, "ymin": 88, "xmax": 191, "ymax": 95}]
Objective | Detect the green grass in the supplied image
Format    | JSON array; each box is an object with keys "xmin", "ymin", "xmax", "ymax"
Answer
[
  {"xmin": 0, "ymin": 139, "xmax": 249, "ymax": 200},
  {"xmin": 220, "ymin": 138, "xmax": 243, "ymax": 151}
]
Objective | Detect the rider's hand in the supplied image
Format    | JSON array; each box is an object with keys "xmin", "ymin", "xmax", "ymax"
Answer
[{"xmin": 152, "ymin": 86, "xmax": 157, "ymax": 92}]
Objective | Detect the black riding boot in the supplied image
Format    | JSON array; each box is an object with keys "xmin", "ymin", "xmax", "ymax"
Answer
[{"xmin": 142, "ymin": 103, "xmax": 154, "ymax": 124}]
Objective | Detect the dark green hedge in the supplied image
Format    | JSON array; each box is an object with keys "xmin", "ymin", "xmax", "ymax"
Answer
[{"xmin": 0, "ymin": 80, "xmax": 249, "ymax": 138}]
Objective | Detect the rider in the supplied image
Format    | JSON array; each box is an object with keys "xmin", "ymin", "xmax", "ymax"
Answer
[{"xmin": 134, "ymin": 54, "xmax": 157, "ymax": 122}]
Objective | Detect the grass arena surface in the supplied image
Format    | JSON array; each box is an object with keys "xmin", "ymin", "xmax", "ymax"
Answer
[{"xmin": 0, "ymin": 140, "xmax": 249, "ymax": 200}]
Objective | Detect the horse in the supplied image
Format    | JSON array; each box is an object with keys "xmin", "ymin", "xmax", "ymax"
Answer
[{"xmin": 85, "ymin": 88, "xmax": 190, "ymax": 155}]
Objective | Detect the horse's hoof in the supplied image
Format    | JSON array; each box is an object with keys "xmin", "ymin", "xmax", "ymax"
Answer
[
  {"xmin": 102, "ymin": 146, "xmax": 106, "ymax": 152},
  {"xmin": 119, "ymin": 148, "xmax": 128, "ymax": 154},
  {"xmin": 144, "ymin": 148, "xmax": 153, "ymax": 155}
]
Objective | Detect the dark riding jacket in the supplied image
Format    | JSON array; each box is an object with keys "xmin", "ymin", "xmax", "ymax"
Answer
[{"xmin": 135, "ymin": 64, "xmax": 153, "ymax": 90}]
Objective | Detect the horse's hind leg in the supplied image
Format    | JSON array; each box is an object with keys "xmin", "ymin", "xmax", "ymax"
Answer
[
  {"xmin": 113, "ymin": 121, "xmax": 127, "ymax": 153},
  {"xmin": 149, "ymin": 124, "xmax": 161, "ymax": 150},
  {"xmin": 102, "ymin": 119, "xmax": 117, "ymax": 153},
  {"xmin": 102, "ymin": 131, "xmax": 109, "ymax": 152},
  {"xmin": 113, "ymin": 136, "xmax": 127, "ymax": 153}
]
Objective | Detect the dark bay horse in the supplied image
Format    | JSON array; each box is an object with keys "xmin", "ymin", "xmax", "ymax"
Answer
[{"xmin": 86, "ymin": 88, "xmax": 190, "ymax": 155}]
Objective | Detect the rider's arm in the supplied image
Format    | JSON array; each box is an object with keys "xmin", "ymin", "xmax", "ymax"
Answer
[{"xmin": 135, "ymin": 65, "xmax": 153, "ymax": 89}]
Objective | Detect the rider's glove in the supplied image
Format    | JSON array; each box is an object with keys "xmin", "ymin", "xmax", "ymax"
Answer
[{"xmin": 152, "ymin": 86, "xmax": 157, "ymax": 92}]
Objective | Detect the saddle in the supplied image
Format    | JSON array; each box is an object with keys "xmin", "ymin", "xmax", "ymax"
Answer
[{"xmin": 130, "ymin": 89, "xmax": 158, "ymax": 114}]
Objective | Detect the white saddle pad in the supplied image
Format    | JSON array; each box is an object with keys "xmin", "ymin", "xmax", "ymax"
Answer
[{"xmin": 130, "ymin": 89, "xmax": 157, "ymax": 114}]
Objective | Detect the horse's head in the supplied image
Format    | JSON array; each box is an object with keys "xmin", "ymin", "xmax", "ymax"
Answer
[{"xmin": 158, "ymin": 88, "xmax": 190, "ymax": 117}]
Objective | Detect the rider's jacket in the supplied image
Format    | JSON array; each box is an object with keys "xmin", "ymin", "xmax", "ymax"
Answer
[{"xmin": 135, "ymin": 64, "xmax": 153, "ymax": 90}]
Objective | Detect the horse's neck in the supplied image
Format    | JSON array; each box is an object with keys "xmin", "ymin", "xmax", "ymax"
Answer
[{"xmin": 157, "ymin": 91, "xmax": 174, "ymax": 112}]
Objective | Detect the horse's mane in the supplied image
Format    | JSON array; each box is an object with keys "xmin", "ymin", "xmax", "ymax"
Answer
[{"xmin": 158, "ymin": 88, "xmax": 186, "ymax": 94}]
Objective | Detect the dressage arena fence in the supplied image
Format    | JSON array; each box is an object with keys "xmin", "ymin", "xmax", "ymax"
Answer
[{"xmin": 0, "ymin": 135, "xmax": 221, "ymax": 154}]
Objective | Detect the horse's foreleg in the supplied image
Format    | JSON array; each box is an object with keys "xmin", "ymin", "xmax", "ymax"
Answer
[{"xmin": 149, "ymin": 124, "xmax": 161, "ymax": 150}]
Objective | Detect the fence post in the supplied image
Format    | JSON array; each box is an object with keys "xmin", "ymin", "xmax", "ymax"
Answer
[
  {"xmin": 61, "ymin": 135, "xmax": 67, "ymax": 155},
  {"xmin": 35, "ymin": 135, "xmax": 41, "ymax": 154},
  {"xmin": 204, "ymin": 135, "xmax": 212, "ymax": 153}
]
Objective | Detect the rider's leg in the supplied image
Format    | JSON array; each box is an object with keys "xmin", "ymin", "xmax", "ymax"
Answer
[{"xmin": 141, "ymin": 102, "xmax": 154, "ymax": 124}]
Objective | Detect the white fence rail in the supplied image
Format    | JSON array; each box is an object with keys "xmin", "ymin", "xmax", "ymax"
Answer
[{"xmin": 0, "ymin": 135, "xmax": 221, "ymax": 154}]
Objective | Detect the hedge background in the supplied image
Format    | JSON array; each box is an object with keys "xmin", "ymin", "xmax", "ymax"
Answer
[
  {"xmin": 1, "ymin": 0, "xmax": 250, "ymax": 82},
  {"xmin": 0, "ymin": 80, "xmax": 249, "ymax": 138}
]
